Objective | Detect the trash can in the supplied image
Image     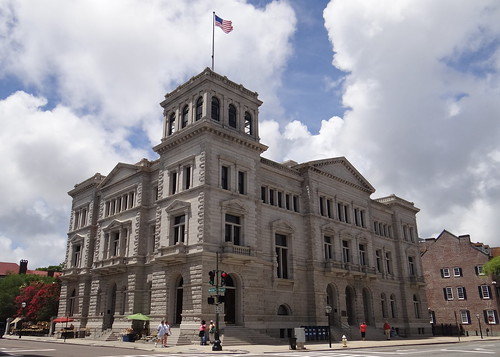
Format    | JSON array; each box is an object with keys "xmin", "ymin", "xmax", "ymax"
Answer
[{"xmin": 289, "ymin": 337, "xmax": 297, "ymax": 350}]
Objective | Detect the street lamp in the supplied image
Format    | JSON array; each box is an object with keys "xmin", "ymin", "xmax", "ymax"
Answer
[
  {"xmin": 19, "ymin": 302, "xmax": 26, "ymax": 339},
  {"xmin": 476, "ymin": 314, "xmax": 483, "ymax": 339},
  {"xmin": 325, "ymin": 305, "xmax": 332, "ymax": 348}
]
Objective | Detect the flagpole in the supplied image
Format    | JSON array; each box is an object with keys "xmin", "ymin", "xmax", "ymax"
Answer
[{"xmin": 212, "ymin": 11, "xmax": 215, "ymax": 71}]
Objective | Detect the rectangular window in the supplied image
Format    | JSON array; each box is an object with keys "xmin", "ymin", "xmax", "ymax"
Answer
[
  {"xmin": 173, "ymin": 215, "xmax": 185, "ymax": 244},
  {"xmin": 453, "ymin": 267, "xmax": 462, "ymax": 277},
  {"xmin": 261, "ymin": 186, "xmax": 267, "ymax": 203},
  {"xmin": 277, "ymin": 191, "xmax": 283, "ymax": 208},
  {"xmin": 326, "ymin": 199, "xmax": 333, "ymax": 218},
  {"xmin": 485, "ymin": 310, "xmax": 497, "ymax": 324},
  {"xmin": 342, "ymin": 240, "xmax": 350, "ymax": 264},
  {"xmin": 475, "ymin": 265, "xmax": 485, "ymax": 276},
  {"xmin": 479, "ymin": 285, "xmax": 492, "ymax": 299},
  {"xmin": 441, "ymin": 268, "xmax": 450, "ymax": 278},
  {"xmin": 360, "ymin": 210, "xmax": 366, "ymax": 228},
  {"xmin": 238, "ymin": 171, "xmax": 246, "ymax": 194},
  {"xmin": 408, "ymin": 256, "xmax": 416, "ymax": 276},
  {"xmin": 444, "ymin": 287, "xmax": 453, "ymax": 300},
  {"xmin": 148, "ymin": 225, "xmax": 156, "ymax": 254},
  {"xmin": 293, "ymin": 195, "xmax": 299, "ymax": 212},
  {"xmin": 385, "ymin": 251, "xmax": 392, "ymax": 274},
  {"xmin": 460, "ymin": 310, "xmax": 470, "ymax": 324},
  {"xmin": 275, "ymin": 233, "xmax": 289, "ymax": 279},
  {"xmin": 221, "ymin": 166, "xmax": 229, "ymax": 190},
  {"xmin": 269, "ymin": 189, "xmax": 275, "ymax": 205},
  {"xmin": 359, "ymin": 244, "xmax": 367, "ymax": 266},
  {"xmin": 319, "ymin": 197, "xmax": 325, "ymax": 216},
  {"xmin": 285, "ymin": 194, "xmax": 291, "ymax": 210},
  {"xmin": 171, "ymin": 171, "xmax": 178, "ymax": 195},
  {"xmin": 72, "ymin": 244, "xmax": 81, "ymax": 267},
  {"xmin": 183, "ymin": 166, "xmax": 191, "ymax": 190},
  {"xmin": 153, "ymin": 185, "xmax": 159, "ymax": 201},
  {"xmin": 225, "ymin": 214, "xmax": 241, "ymax": 246},
  {"xmin": 324, "ymin": 236, "xmax": 333, "ymax": 260},
  {"xmin": 112, "ymin": 232, "xmax": 120, "ymax": 256},
  {"xmin": 376, "ymin": 250, "xmax": 382, "ymax": 273},
  {"xmin": 457, "ymin": 287, "xmax": 466, "ymax": 300}
]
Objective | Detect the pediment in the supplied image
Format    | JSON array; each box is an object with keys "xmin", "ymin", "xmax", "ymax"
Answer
[
  {"xmin": 69, "ymin": 234, "xmax": 85, "ymax": 243},
  {"xmin": 321, "ymin": 223, "xmax": 336, "ymax": 235},
  {"xmin": 271, "ymin": 219, "xmax": 294, "ymax": 233},
  {"xmin": 303, "ymin": 157, "xmax": 375, "ymax": 194},
  {"xmin": 165, "ymin": 200, "xmax": 191, "ymax": 214},
  {"xmin": 99, "ymin": 163, "xmax": 140, "ymax": 188},
  {"xmin": 103, "ymin": 219, "xmax": 131, "ymax": 231},
  {"xmin": 221, "ymin": 198, "xmax": 247, "ymax": 214}
]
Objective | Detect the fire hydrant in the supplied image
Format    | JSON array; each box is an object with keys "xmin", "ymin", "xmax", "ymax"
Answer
[{"xmin": 342, "ymin": 335, "xmax": 347, "ymax": 348}]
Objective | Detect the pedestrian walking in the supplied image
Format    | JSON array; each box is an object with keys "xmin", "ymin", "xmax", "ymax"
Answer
[
  {"xmin": 208, "ymin": 320, "xmax": 216, "ymax": 344},
  {"xmin": 383, "ymin": 321, "xmax": 391, "ymax": 340},
  {"xmin": 156, "ymin": 320, "xmax": 167, "ymax": 347},
  {"xmin": 359, "ymin": 321, "xmax": 367, "ymax": 341},
  {"xmin": 199, "ymin": 319, "xmax": 208, "ymax": 345},
  {"xmin": 164, "ymin": 321, "xmax": 171, "ymax": 346}
]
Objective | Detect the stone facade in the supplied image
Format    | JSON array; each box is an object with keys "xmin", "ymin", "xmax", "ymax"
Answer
[
  {"xmin": 421, "ymin": 231, "xmax": 499, "ymax": 336},
  {"xmin": 59, "ymin": 68, "xmax": 429, "ymax": 340}
]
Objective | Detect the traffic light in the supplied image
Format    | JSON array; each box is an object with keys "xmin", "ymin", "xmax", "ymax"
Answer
[
  {"xmin": 218, "ymin": 295, "xmax": 225, "ymax": 303},
  {"xmin": 207, "ymin": 296, "xmax": 215, "ymax": 305},
  {"xmin": 209, "ymin": 270, "xmax": 215, "ymax": 285},
  {"xmin": 220, "ymin": 271, "xmax": 227, "ymax": 286}
]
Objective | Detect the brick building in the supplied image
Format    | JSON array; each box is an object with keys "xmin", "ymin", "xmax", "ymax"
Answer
[
  {"xmin": 59, "ymin": 68, "xmax": 429, "ymax": 342},
  {"xmin": 421, "ymin": 230, "xmax": 498, "ymax": 336}
]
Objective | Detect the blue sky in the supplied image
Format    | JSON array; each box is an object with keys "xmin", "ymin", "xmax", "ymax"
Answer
[{"xmin": 1, "ymin": 0, "xmax": 500, "ymax": 268}]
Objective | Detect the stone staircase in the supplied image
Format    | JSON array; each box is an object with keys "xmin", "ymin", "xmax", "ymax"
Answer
[{"xmin": 220, "ymin": 326, "xmax": 286, "ymax": 346}]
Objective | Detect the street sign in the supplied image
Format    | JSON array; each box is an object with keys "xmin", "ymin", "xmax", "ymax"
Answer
[
  {"xmin": 215, "ymin": 305, "xmax": 223, "ymax": 313},
  {"xmin": 208, "ymin": 287, "xmax": 226, "ymax": 293}
]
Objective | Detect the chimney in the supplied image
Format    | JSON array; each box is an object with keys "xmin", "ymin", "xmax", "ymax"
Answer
[{"xmin": 19, "ymin": 259, "xmax": 28, "ymax": 274}]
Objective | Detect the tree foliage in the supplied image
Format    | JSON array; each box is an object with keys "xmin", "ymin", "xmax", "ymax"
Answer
[
  {"xmin": 484, "ymin": 256, "xmax": 500, "ymax": 277},
  {"xmin": 15, "ymin": 280, "xmax": 61, "ymax": 322},
  {"xmin": 35, "ymin": 262, "xmax": 64, "ymax": 272},
  {"xmin": 0, "ymin": 274, "xmax": 60, "ymax": 323}
]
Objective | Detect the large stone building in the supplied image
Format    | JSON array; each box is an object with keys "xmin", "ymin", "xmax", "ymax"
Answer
[
  {"xmin": 421, "ymin": 231, "xmax": 498, "ymax": 336},
  {"xmin": 59, "ymin": 68, "xmax": 429, "ymax": 342}
]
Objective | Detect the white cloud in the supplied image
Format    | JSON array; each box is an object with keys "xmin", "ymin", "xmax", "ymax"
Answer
[{"xmin": 0, "ymin": 0, "xmax": 297, "ymax": 267}]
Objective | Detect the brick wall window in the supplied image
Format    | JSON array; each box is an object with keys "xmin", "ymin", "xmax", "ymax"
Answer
[
  {"xmin": 444, "ymin": 287, "xmax": 453, "ymax": 301},
  {"xmin": 485, "ymin": 310, "xmax": 498, "ymax": 324},
  {"xmin": 479, "ymin": 285, "xmax": 492, "ymax": 299},
  {"xmin": 457, "ymin": 287, "xmax": 467, "ymax": 300},
  {"xmin": 475, "ymin": 265, "xmax": 485, "ymax": 276},
  {"xmin": 460, "ymin": 310, "xmax": 471, "ymax": 324},
  {"xmin": 453, "ymin": 267, "xmax": 463, "ymax": 277},
  {"xmin": 441, "ymin": 267, "xmax": 450, "ymax": 278}
]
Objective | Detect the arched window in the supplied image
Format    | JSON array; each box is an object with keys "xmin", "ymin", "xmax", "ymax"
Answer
[
  {"xmin": 182, "ymin": 105, "xmax": 189, "ymax": 128},
  {"xmin": 413, "ymin": 294, "xmax": 420, "ymax": 318},
  {"xmin": 168, "ymin": 113, "xmax": 176, "ymax": 135},
  {"xmin": 228, "ymin": 104, "xmax": 237, "ymax": 128},
  {"xmin": 244, "ymin": 111, "xmax": 252, "ymax": 135},
  {"xmin": 390, "ymin": 294, "xmax": 397, "ymax": 318},
  {"xmin": 211, "ymin": 97, "xmax": 220, "ymax": 121},
  {"xmin": 277, "ymin": 304, "xmax": 290, "ymax": 315},
  {"xmin": 196, "ymin": 97, "xmax": 203, "ymax": 121},
  {"xmin": 381, "ymin": 293, "xmax": 387, "ymax": 318}
]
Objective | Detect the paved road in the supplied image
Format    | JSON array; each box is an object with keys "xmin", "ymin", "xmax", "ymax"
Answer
[{"xmin": 1, "ymin": 336, "xmax": 499, "ymax": 357}]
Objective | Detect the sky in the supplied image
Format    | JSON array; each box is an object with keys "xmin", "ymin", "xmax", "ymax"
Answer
[{"xmin": 1, "ymin": 0, "xmax": 500, "ymax": 268}]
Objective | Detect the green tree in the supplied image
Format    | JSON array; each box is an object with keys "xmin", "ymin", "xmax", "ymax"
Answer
[
  {"xmin": 35, "ymin": 262, "xmax": 64, "ymax": 272},
  {"xmin": 0, "ymin": 274, "xmax": 59, "ymax": 323},
  {"xmin": 484, "ymin": 256, "xmax": 500, "ymax": 277}
]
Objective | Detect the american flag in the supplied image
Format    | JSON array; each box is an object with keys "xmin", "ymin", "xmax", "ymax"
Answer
[{"xmin": 214, "ymin": 14, "xmax": 233, "ymax": 34}]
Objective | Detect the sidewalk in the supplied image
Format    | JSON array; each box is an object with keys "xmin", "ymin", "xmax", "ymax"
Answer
[{"xmin": 3, "ymin": 334, "xmax": 499, "ymax": 354}]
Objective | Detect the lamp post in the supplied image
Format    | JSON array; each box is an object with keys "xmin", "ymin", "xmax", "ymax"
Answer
[
  {"xmin": 19, "ymin": 302, "xmax": 26, "ymax": 338},
  {"xmin": 325, "ymin": 305, "xmax": 332, "ymax": 348},
  {"xmin": 476, "ymin": 314, "xmax": 483, "ymax": 339}
]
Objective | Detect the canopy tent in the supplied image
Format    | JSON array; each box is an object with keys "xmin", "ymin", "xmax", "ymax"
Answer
[
  {"xmin": 10, "ymin": 317, "xmax": 23, "ymax": 324},
  {"xmin": 53, "ymin": 317, "xmax": 74, "ymax": 323},
  {"xmin": 126, "ymin": 313, "xmax": 150, "ymax": 321}
]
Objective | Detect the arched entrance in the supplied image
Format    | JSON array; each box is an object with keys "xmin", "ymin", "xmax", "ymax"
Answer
[
  {"xmin": 175, "ymin": 277, "xmax": 183, "ymax": 325},
  {"xmin": 362, "ymin": 288, "xmax": 373, "ymax": 324},
  {"xmin": 326, "ymin": 284, "xmax": 339, "ymax": 325},
  {"xmin": 224, "ymin": 275, "xmax": 236, "ymax": 324},
  {"xmin": 103, "ymin": 283, "xmax": 116, "ymax": 329},
  {"xmin": 345, "ymin": 286, "xmax": 356, "ymax": 325}
]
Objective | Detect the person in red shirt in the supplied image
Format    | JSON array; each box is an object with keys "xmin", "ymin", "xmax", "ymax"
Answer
[
  {"xmin": 383, "ymin": 321, "xmax": 391, "ymax": 340},
  {"xmin": 359, "ymin": 321, "xmax": 367, "ymax": 341}
]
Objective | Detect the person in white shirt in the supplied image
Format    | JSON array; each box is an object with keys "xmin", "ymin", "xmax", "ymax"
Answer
[{"xmin": 157, "ymin": 320, "xmax": 167, "ymax": 347}]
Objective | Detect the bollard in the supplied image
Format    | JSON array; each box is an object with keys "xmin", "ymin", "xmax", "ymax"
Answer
[{"xmin": 342, "ymin": 334, "xmax": 347, "ymax": 348}]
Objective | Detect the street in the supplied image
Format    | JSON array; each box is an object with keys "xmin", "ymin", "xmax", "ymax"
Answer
[{"xmin": 1, "ymin": 339, "xmax": 500, "ymax": 357}]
